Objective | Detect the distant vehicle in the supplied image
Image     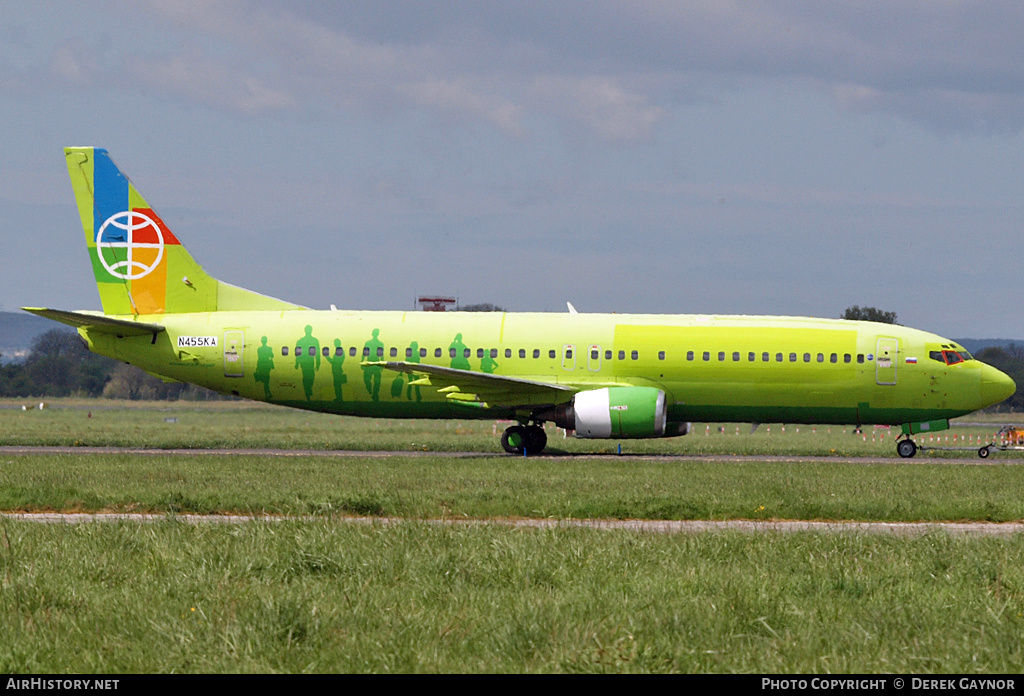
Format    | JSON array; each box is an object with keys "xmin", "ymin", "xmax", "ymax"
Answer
[{"xmin": 26, "ymin": 148, "xmax": 1015, "ymax": 457}]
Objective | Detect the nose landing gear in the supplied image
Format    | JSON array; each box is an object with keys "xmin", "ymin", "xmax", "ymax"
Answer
[
  {"xmin": 501, "ymin": 423, "xmax": 548, "ymax": 455},
  {"xmin": 896, "ymin": 437, "xmax": 918, "ymax": 459}
]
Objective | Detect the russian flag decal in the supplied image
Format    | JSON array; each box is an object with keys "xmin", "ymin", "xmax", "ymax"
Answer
[{"xmin": 905, "ymin": 357, "xmax": 918, "ymax": 364}]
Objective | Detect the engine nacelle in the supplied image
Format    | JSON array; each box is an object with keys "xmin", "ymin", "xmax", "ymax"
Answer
[{"xmin": 573, "ymin": 386, "xmax": 668, "ymax": 439}]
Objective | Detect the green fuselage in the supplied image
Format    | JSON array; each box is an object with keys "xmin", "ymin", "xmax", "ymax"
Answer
[{"xmin": 81, "ymin": 310, "xmax": 1007, "ymax": 428}]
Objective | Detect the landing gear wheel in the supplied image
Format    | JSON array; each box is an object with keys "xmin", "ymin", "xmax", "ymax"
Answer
[
  {"xmin": 501, "ymin": 425, "xmax": 548, "ymax": 455},
  {"xmin": 523, "ymin": 425, "xmax": 547, "ymax": 455},
  {"xmin": 501, "ymin": 425, "xmax": 527, "ymax": 454},
  {"xmin": 896, "ymin": 439, "xmax": 918, "ymax": 459},
  {"xmin": 979, "ymin": 446, "xmax": 991, "ymax": 459}
]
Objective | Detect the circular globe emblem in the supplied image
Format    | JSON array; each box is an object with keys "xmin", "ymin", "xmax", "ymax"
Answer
[{"xmin": 95, "ymin": 210, "xmax": 165, "ymax": 280}]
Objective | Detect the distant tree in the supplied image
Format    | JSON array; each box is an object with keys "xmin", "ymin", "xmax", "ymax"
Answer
[
  {"xmin": 841, "ymin": 306, "xmax": 899, "ymax": 324},
  {"xmin": 457, "ymin": 303, "xmax": 507, "ymax": 312}
]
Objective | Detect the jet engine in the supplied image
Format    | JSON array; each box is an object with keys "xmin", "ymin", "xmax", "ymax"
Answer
[{"xmin": 539, "ymin": 386, "xmax": 689, "ymax": 439}]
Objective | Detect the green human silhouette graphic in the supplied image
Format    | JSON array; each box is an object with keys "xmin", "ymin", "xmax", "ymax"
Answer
[
  {"xmin": 294, "ymin": 325, "xmax": 320, "ymax": 401},
  {"xmin": 406, "ymin": 340, "xmax": 422, "ymax": 401},
  {"xmin": 325, "ymin": 338, "xmax": 347, "ymax": 401},
  {"xmin": 480, "ymin": 349, "xmax": 498, "ymax": 374},
  {"xmin": 449, "ymin": 333, "xmax": 471, "ymax": 370},
  {"xmin": 253, "ymin": 336, "xmax": 275, "ymax": 399},
  {"xmin": 362, "ymin": 328, "xmax": 384, "ymax": 401}
]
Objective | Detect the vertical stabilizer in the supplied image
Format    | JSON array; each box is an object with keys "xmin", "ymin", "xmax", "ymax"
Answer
[{"xmin": 64, "ymin": 147, "xmax": 303, "ymax": 315}]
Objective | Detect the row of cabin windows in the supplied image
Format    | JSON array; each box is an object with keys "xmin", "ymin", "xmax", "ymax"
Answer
[
  {"xmin": 279, "ymin": 345, "xmax": 646, "ymax": 360},
  {"xmin": 685, "ymin": 350, "xmax": 863, "ymax": 365},
  {"xmin": 277, "ymin": 344, "xmax": 863, "ymax": 366}
]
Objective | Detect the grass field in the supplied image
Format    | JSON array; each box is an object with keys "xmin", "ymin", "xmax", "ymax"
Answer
[
  {"xmin": 2, "ymin": 398, "xmax": 1024, "ymax": 673},
  {"xmin": 2, "ymin": 521, "xmax": 1023, "ymax": 673},
  {"xmin": 2, "ymin": 397, "xmax": 1022, "ymax": 457}
]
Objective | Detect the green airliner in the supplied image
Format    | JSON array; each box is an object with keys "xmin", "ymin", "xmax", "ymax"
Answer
[{"xmin": 25, "ymin": 147, "xmax": 1016, "ymax": 458}]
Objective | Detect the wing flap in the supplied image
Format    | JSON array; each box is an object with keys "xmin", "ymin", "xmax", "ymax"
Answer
[{"xmin": 370, "ymin": 361, "xmax": 576, "ymax": 408}]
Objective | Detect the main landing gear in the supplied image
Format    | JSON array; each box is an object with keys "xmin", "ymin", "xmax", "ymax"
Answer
[{"xmin": 501, "ymin": 423, "xmax": 548, "ymax": 455}]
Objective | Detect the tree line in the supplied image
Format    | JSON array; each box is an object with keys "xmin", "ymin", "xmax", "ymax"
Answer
[{"xmin": 0, "ymin": 329, "xmax": 221, "ymax": 400}]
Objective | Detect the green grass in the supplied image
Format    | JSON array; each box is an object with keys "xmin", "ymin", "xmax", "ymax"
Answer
[
  {"xmin": 4, "ymin": 399, "xmax": 1024, "ymax": 673},
  {"xmin": 2, "ymin": 452, "xmax": 1024, "ymax": 522},
  {"xmin": 1, "ymin": 398, "xmax": 1021, "ymax": 458},
  {"xmin": 1, "ymin": 520, "xmax": 1022, "ymax": 673}
]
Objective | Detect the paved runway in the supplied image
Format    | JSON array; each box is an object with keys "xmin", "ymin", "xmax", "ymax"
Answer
[
  {"xmin": 2, "ymin": 512, "xmax": 1022, "ymax": 536},
  {"xmin": 0, "ymin": 444, "xmax": 1016, "ymax": 465},
  {"xmin": 3, "ymin": 445, "xmax": 1021, "ymax": 534}
]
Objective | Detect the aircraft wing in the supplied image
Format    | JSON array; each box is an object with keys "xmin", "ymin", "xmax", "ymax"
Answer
[
  {"xmin": 22, "ymin": 308, "xmax": 165, "ymax": 338},
  {"xmin": 370, "ymin": 361, "xmax": 576, "ymax": 409}
]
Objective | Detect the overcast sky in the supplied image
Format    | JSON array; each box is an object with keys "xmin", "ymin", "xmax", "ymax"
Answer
[{"xmin": 3, "ymin": 1, "xmax": 1023, "ymax": 338}]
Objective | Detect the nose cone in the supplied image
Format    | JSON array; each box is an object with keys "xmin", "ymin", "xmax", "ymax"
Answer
[{"xmin": 980, "ymin": 364, "xmax": 1016, "ymax": 409}]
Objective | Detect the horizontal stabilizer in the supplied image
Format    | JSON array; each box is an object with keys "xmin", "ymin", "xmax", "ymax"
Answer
[{"xmin": 22, "ymin": 307, "xmax": 165, "ymax": 338}]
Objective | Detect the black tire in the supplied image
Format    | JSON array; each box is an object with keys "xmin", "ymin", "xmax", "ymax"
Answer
[
  {"xmin": 501, "ymin": 426, "xmax": 526, "ymax": 454},
  {"xmin": 897, "ymin": 439, "xmax": 918, "ymax": 459},
  {"xmin": 979, "ymin": 446, "xmax": 991, "ymax": 459},
  {"xmin": 523, "ymin": 425, "xmax": 547, "ymax": 455}
]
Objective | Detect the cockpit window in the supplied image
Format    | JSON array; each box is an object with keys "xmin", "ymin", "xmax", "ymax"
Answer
[{"xmin": 930, "ymin": 350, "xmax": 970, "ymax": 366}]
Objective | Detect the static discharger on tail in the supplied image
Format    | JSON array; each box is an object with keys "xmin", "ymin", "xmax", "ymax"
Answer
[{"xmin": 23, "ymin": 148, "xmax": 1016, "ymax": 457}]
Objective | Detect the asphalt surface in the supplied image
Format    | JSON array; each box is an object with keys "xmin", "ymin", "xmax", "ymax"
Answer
[{"xmin": 3, "ymin": 445, "xmax": 1022, "ymax": 534}]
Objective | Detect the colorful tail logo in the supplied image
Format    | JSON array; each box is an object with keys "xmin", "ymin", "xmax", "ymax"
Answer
[{"xmin": 65, "ymin": 147, "xmax": 301, "ymax": 316}]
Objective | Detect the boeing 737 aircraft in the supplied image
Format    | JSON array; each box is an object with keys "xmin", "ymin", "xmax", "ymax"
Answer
[{"xmin": 25, "ymin": 148, "xmax": 1015, "ymax": 457}]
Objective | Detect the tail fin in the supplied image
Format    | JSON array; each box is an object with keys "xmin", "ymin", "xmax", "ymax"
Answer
[{"xmin": 64, "ymin": 147, "xmax": 304, "ymax": 315}]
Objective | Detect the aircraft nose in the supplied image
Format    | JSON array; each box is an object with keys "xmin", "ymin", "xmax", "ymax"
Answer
[{"xmin": 979, "ymin": 363, "xmax": 1016, "ymax": 409}]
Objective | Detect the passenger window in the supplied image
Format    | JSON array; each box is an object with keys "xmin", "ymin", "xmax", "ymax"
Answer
[
  {"xmin": 281, "ymin": 346, "xmax": 288, "ymax": 356},
  {"xmin": 659, "ymin": 351, "xmax": 666, "ymax": 360},
  {"xmin": 323, "ymin": 347, "xmax": 330, "ymax": 357},
  {"xmin": 817, "ymin": 353, "xmax": 824, "ymax": 363},
  {"xmin": 620, "ymin": 351, "xmax": 627, "ymax": 360},
  {"xmin": 762, "ymin": 352, "xmax": 770, "ymax": 362},
  {"xmin": 718, "ymin": 352, "xmax": 725, "ymax": 361},
  {"xmin": 803, "ymin": 353, "xmax": 811, "ymax": 362},
  {"xmin": 844, "ymin": 354, "xmax": 851, "ymax": 363},
  {"xmin": 549, "ymin": 349, "xmax": 556, "ymax": 359},
  {"xmin": 450, "ymin": 348, "xmax": 456, "ymax": 358},
  {"xmin": 390, "ymin": 347, "xmax": 398, "ymax": 357},
  {"xmin": 464, "ymin": 348, "xmax": 471, "ymax": 358},
  {"xmin": 533, "ymin": 349, "xmax": 540, "ymax": 358},
  {"xmin": 336, "ymin": 347, "xmax": 344, "ymax": 357},
  {"xmin": 830, "ymin": 353, "xmax": 838, "ymax": 363},
  {"xmin": 565, "ymin": 349, "xmax": 573, "ymax": 359},
  {"xmin": 420, "ymin": 348, "xmax": 427, "ymax": 358},
  {"xmin": 703, "ymin": 351, "xmax": 710, "ymax": 361},
  {"xmin": 505, "ymin": 349, "xmax": 512, "ymax": 358},
  {"xmin": 362, "ymin": 347, "xmax": 370, "ymax": 357},
  {"xmin": 350, "ymin": 347, "xmax": 357, "ymax": 357},
  {"xmin": 377, "ymin": 347, "xmax": 384, "ymax": 357},
  {"xmin": 732, "ymin": 352, "xmax": 739, "ymax": 361},
  {"xmin": 592, "ymin": 349, "xmax": 600, "ymax": 360},
  {"xmin": 605, "ymin": 350, "xmax": 612, "ymax": 360},
  {"xmin": 748, "ymin": 352, "xmax": 756, "ymax": 362},
  {"xmin": 406, "ymin": 347, "xmax": 413, "ymax": 358},
  {"xmin": 789, "ymin": 353, "xmax": 797, "ymax": 362},
  {"xmin": 687, "ymin": 351, "xmax": 695, "ymax": 361},
  {"xmin": 477, "ymin": 348, "xmax": 484, "ymax": 358},
  {"xmin": 776, "ymin": 353, "xmax": 783, "ymax": 362},
  {"xmin": 435, "ymin": 348, "xmax": 442, "ymax": 358},
  {"xmin": 631, "ymin": 350, "xmax": 638, "ymax": 360},
  {"xmin": 857, "ymin": 354, "xmax": 865, "ymax": 363},
  {"xmin": 519, "ymin": 349, "xmax": 526, "ymax": 358}
]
